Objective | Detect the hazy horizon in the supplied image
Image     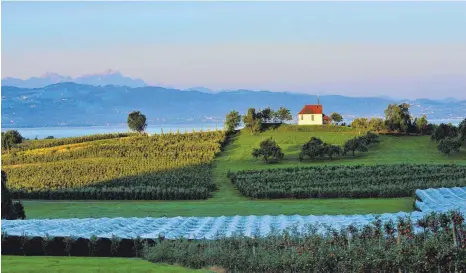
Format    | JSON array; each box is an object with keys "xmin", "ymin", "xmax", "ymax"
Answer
[{"xmin": 3, "ymin": 2, "xmax": 466, "ymax": 99}]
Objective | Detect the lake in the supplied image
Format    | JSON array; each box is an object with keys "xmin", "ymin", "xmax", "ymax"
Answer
[
  {"xmin": 1, "ymin": 118, "xmax": 462, "ymax": 139},
  {"xmin": 1, "ymin": 124, "xmax": 222, "ymax": 139}
]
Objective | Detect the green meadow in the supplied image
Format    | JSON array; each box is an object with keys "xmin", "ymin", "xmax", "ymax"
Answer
[{"xmin": 0, "ymin": 256, "xmax": 211, "ymax": 273}]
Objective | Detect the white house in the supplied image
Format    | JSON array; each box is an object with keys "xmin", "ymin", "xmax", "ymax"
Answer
[{"xmin": 297, "ymin": 104, "xmax": 331, "ymax": 125}]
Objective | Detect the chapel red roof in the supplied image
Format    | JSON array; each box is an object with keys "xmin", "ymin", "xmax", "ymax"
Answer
[
  {"xmin": 298, "ymin": 105, "xmax": 323, "ymax": 115},
  {"xmin": 323, "ymin": 114, "xmax": 330, "ymax": 120}
]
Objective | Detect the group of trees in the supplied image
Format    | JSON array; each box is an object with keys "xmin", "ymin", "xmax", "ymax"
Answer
[
  {"xmin": 431, "ymin": 119, "xmax": 466, "ymax": 155},
  {"xmin": 343, "ymin": 132, "xmax": 379, "ymax": 156},
  {"xmin": 224, "ymin": 107, "xmax": 293, "ymax": 134},
  {"xmin": 351, "ymin": 104, "xmax": 466, "ymax": 156},
  {"xmin": 351, "ymin": 117, "xmax": 385, "ymax": 133},
  {"xmin": 299, "ymin": 137, "xmax": 341, "ymax": 161},
  {"xmin": 298, "ymin": 132, "xmax": 379, "ymax": 161},
  {"xmin": 351, "ymin": 104, "xmax": 433, "ymax": 135},
  {"xmin": 252, "ymin": 132, "xmax": 380, "ymax": 164},
  {"xmin": 1, "ymin": 171, "xmax": 26, "ymax": 220}
]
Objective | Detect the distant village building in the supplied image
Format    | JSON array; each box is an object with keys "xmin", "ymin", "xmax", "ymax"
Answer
[{"xmin": 297, "ymin": 97, "xmax": 330, "ymax": 125}]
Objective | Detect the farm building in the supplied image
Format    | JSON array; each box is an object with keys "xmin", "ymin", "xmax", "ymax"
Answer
[{"xmin": 297, "ymin": 104, "xmax": 330, "ymax": 125}]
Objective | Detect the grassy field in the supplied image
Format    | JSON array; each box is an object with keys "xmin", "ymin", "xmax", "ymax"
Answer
[
  {"xmin": 217, "ymin": 131, "xmax": 466, "ymax": 173},
  {"xmin": 1, "ymin": 256, "xmax": 211, "ymax": 273},
  {"xmin": 17, "ymin": 128, "xmax": 466, "ymax": 219},
  {"xmin": 21, "ymin": 198, "xmax": 413, "ymax": 219}
]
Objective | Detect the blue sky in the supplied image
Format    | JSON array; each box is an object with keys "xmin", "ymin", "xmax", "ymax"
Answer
[{"xmin": 2, "ymin": 2, "xmax": 466, "ymax": 98}]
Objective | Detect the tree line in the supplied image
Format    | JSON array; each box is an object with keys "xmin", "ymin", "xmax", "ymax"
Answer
[
  {"xmin": 224, "ymin": 107, "xmax": 294, "ymax": 134},
  {"xmin": 431, "ymin": 119, "xmax": 466, "ymax": 155},
  {"xmin": 2, "ymin": 132, "xmax": 137, "ymax": 154},
  {"xmin": 350, "ymin": 103, "xmax": 433, "ymax": 135}
]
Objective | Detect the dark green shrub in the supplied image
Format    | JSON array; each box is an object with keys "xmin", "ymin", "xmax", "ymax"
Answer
[
  {"xmin": 252, "ymin": 138, "xmax": 284, "ymax": 164},
  {"xmin": 438, "ymin": 137, "xmax": 461, "ymax": 155}
]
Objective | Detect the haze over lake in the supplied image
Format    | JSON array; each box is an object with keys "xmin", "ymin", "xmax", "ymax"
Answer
[
  {"xmin": 2, "ymin": 118, "xmax": 461, "ymax": 139},
  {"xmin": 2, "ymin": 124, "xmax": 221, "ymax": 139}
]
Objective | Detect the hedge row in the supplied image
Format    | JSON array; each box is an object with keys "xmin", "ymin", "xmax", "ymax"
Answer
[
  {"xmin": 270, "ymin": 124, "xmax": 358, "ymax": 133},
  {"xmin": 10, "ymin": 185, "xmax": 213, "ymax": 200},
  {"xmin": 228, "ymin": 164, "xmax": 466, "ymax": 198},
  {"xmin": 6, "ymin": 132, "xmax": 137, "ymax": 153},
  {"xmin": 1, "ymin": 235, "xmax": 155, "ymax": 257}
]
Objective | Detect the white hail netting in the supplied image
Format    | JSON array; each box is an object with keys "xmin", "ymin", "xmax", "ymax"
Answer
[{"xmin": 2, "ymin": 187, "xmax": 466, "ymax": 240}]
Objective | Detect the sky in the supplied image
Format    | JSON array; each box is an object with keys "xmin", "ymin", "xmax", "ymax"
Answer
[{"xmin": 2, "ymin": 2, "xmax": 466, "ymax": 99}]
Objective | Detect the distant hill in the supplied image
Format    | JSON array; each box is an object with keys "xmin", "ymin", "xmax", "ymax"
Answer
[
  {"xmin": 1, "ymin": 83, "xmax": 465, "ymax": 128},
  {"xmin": 1, "ymin": 70, "xmax": 147, "ymax": 89},
  {"xmin": 184, "ymin": 86, "xmax": 217, "ymax": 93}
]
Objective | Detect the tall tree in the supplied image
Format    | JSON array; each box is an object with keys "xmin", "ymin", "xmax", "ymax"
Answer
[
  {"xmin": 384, "ymin": 103, "xmax": 412, "ymax": 134},
  {"xmin": 252, "ymin": 138, "xmax": 284, "ymax": 163},
  {"xmin": 224, "ymin": 110, "xmax": 241, "ymax": 133},
  {"xmin": 274, "ymin": 107, "xmax": 292, "ymax": 123},
  {"xmin": 330, "ymin": 112, "xmax": 343, "ymax": 125},
  {"xmin": 1, "ymin": 130, "xmax": 23, "ymax": 153},
  {"xmin": 414, "ymin": 115, "xmax": 429, "ymax": 135},
  {"xmin": 259, "ymin": 107, "xmax": 273, "ymax": 123},
  {"xmin": 242, "ymin": 108, "xmax": 261, "ymax": 134},
  {"xmin": 127, "ymin": 111, "xmax": 147, "ymax": 133}
]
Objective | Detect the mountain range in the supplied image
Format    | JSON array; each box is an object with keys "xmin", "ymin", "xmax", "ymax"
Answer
[
  {"xmin": 2, "ymin": 82, "xmax": 465, "ymax": 128},
  {"xmin": 1, "ymin": 70, "xmax": 147, "ymax": 89}
]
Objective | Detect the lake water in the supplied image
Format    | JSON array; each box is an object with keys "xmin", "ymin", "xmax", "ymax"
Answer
[
  {"xmin": 1, "ymin": 118, "xmax": 462, "ymax": 139},
  {"xmin": 1, "ymin": 124, "xmax": 222, "ymax": 139}
]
